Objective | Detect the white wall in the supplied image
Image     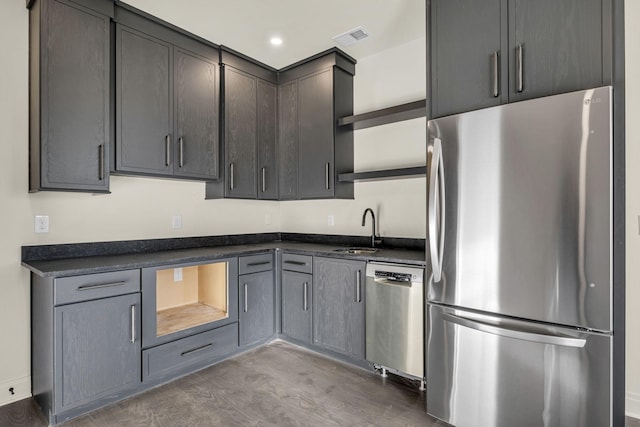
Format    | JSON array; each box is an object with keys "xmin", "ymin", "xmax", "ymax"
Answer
[
  {"xmin": 626, "ymin": 0, "xmax": 640, "ymax": 419},
  {"xmin": 0, "ymin": 1, "xmax": 280, "ymax": 405},
  {"xmin": 280, "ymin": 37, "xmax": 427, "ymax": 239}
]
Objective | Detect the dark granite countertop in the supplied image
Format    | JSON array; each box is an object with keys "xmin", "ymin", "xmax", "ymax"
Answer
[{"xmin": 22, "ymin": 235, "xmax": 426, "ymax": 278}]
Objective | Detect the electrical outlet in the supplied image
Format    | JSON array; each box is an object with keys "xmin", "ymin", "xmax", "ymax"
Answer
[
  {"xmin": 328, "ymin": 215, "xmax": 335, "ymax": 226},
  {"xmin": 174, "ymin": 268, "xmax": 183, "ymax": 282},
  {"xmin": 265, "ymin": 214, "xmax": 271, "ymax": 225},
  {"xmin": 172, "ymin": 215, "xmax": 182, "ymax": 229},
  {"xmin": 34, "ymin": 215, "xmax": 49, "ymax": 233}
]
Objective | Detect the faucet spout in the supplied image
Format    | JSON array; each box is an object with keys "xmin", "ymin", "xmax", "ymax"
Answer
[{"xmin": 361, "ymin": 208, "xmax": 377, "ymax": 248}]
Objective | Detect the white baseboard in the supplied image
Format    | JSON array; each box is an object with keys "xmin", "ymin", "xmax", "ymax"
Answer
[
  {"xmin": 0, "ymin": 376, "xmax": 31, "ymax": 407},
  {"xmin": 628, "ymin": 391, "xmax": 640, "ymax": 420}
]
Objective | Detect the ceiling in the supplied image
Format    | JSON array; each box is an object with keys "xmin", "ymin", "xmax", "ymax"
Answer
[{"xmin": 121, "ymin": 0, "xmax": 426, "ymax": 69}]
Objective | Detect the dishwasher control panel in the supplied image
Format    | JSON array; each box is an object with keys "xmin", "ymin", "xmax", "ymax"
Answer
[{"xmin": 366, "ymin": 262, "xmax": 424, "ymax": 284}]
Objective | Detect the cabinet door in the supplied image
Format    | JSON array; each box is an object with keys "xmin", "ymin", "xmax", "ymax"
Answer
[
  {"xmin": 429, "ymin": 0, "xmax": 507, "ymax": 118},
  {"xmin": 277, "ymin": 81, "xmax": 298, "ymax": 200},
  {"xmin": 174, "ymin": 48, "xmax": 219, "ymax": 180},
  {"xmin": 257, "ymin": 79, "xmax": 278, "ymax": 200},
  {"xmin": 508, "ymin": 0, "xmax": 607, "ymax": 102},
  {"xmin": 55, "ymin": 293, "xmax": 141, "ymax": 413},
  {"xmin": 281, "ymin": 271, "xmax": 312, "ymax": 344},
  {"xmin": 313, "ymin": 257, "xmax": 365, "ymax": 359},
  {"xmin": 239, "ymin": 270, "xmax": 275, "ymax": 346},
  {"xmin": 224, "ymin": 67, "xmax": 257, "ymax": 198},
  {"xmin": 37, "ymin": 0, "xmax": 110, "ymax": 191},
  {"xmin": 116, "ymin": 25, "xmax": 172, "ymax": 175},
  {"xmin": 297, "ymin": 69, "xmax": 334, "ymax": 199}
]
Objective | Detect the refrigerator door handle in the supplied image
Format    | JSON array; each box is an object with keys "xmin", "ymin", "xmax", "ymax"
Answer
[
  {"xmin": 443, "ymin": 312, "xmax": 587, "ymax": 348},
  {"xmin": 428, "ymin": 138, "xmax": 446, "ymax": 282}
]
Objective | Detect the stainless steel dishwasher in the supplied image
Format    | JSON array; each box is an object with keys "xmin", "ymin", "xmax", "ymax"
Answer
[{"xmin": 365, "ymin": 262, "xmax": 424, "ymax": 389}]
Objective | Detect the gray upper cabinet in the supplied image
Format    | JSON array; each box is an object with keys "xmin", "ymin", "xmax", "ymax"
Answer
[
  {"xmin": 277, "ymin": 81, "xmax": 299, "ymax": 200},
  {"xmin": 297, "ymin": 69, "xmax": 334, "ymax": 198},
  {"xmin": 114, "ymin": 7, "xmax": 219, "ymax": 180},
  {"xmin": 116, "ymin": 25, "xmax": 172, "ymax": 176},
  {"xmin": 428, "ymin": 0, "xmax": 612, "ymax": 118},
  {"xmin": 225, "ymin": 66, "xmax": 258, "ymax": 198},
  {"xmin": 507, "ymin": 0, "xmax": 610, "ymax": 103},
  {"xmin": 174, "ymin": 48, "xmax": 219, "ymax": 179},
  {"xmin": 257, "ymin": 79, "xmax": 278, "ymax": 200},
  {"xmin": 206, "ymin": 49, "xmax": 279, "ymax": 200},
  {"xmin": 429, "ymin": 0, "xmax": 507, "ymax": 118},
  {"xmin": 28, "ymin": 0, "xmax": 112, "ymax": 192},
  {"xmin": 312, "ymin": 257, "xmax": 365, "ymax": 360},
  {"xmin": 278, "ymin": 49, "xmax": 356, "ymax": 200}
]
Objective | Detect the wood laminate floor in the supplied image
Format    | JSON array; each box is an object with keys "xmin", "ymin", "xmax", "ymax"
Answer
[{"xmin": 0, "ymin": 340, "xmax": 637, "ymax": 427}]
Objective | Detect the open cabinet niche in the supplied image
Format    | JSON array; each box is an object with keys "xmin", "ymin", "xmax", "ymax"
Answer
[{"xmin": 155, "ymin": 263, "xmax": 229, "ymax": 337}]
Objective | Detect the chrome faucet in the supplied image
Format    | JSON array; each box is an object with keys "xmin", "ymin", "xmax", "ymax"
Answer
[{"xmin": 361, "ymin": 208, "xmax": 380, "ymax": 248}]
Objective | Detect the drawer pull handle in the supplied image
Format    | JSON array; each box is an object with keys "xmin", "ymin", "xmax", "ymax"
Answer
[
  {"xmin": 244, "ymin": 283, "xmax": 248, "ymax": 312},
  {"xmin": 77, "ymin": 281, "xmax": 126, "ymax": 291},
  {"xmin": 284, "ymin": 260, "xmax": 307, "ymax": 266},
  {"xmin": 181, "ymin": 343, "xmax": 213, "ymax": 357},
  {"xmin": 246, "ymin": 261, "xmax": 271, "ymax": 267}
]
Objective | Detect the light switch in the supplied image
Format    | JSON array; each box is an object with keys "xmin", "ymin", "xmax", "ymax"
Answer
[
  {"xmin": 174, "ymin": 268, "xmax": 183, "ymax": 282},
  {"xmin": 172, "ymin": 215, "xmax": 182, "ymax": 229}
]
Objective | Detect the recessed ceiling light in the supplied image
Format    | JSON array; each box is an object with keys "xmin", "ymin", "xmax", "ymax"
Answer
[{"xmin": 270, "ymin": 37, "xmax": 283, "ymax": 46}]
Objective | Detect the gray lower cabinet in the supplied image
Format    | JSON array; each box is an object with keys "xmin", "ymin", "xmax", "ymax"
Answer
[
  {"xmin": 31, "ymin": 270, "xmax": 141, "ymax": 425},
  {"xmin": 278, "ymin": 50, "xmax": 356, "ymax": 200},
  {"xmin": 312, "ymin": 257, "xmax": 366, "ymax": 360},
  {"xmin": 55, "ymin": 294, "xmax": 141, "ymax": 413},
  {"xmin": 428, "ymin": 0, "xmax": 612, "ymax": 118},
  {"xmin": 114, "ymin": 7, "xmax": 219, "ymax": 180},
  {"xmin": 239, "ymin": 270, "xmax": 275, "ymax": 346},
  {"xmin": 143, "ymin": 323, "xmax": 238, "ymax": 381},
  {"xmin": 281, "ymin": 270, "xmax": 313, "ymax": 344},
  {"xmin": 28, "ymin": 0, "xmax": 112, "ymax": 192}
]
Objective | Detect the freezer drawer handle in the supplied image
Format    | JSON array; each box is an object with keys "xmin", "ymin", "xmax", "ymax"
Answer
[
  {"xmin": 443, "ymin": 313, "xmax": 587, "ymax": 348},
  {"xmin": 428, "ymin": 137, "xmax": 445, "ymax": 282}
]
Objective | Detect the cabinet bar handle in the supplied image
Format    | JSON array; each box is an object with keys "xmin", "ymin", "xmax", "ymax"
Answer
[
  {"xmin": 261, "ymin": 167, "xmax": 266, "ymax": 193},
  {"xmin": 230, "ymin": 162, "xmax": 235, "ymax": 190},
  {"xmin": 179, "ymin": 137, "xmax": 184, "ymax": 168},
  {"xmin": 77, "ymin": 281, "xmax": 126, "ymax": 291},
  {"xmin": 303, "ymin": 282, "xmax": 308, "ymax": 311},
  {"xmin": 165, "ymin": 135, "xmax": 171, "ymax": 166},
  {"xmin": 516, "ymin": 44, "xmax": 524, "ymax": 93},
  {"xmin": 181, "ymin": 343, "xmax": 213, "ymax": 357},
  {"xmin": 244, "ymin": 283, "xmax": 248, "ymax": 312},
  {"xmin": 325, "ymin": 163, "xmax": 330, "ymax": 190},
  {"xmin": 356, "ymin": 270, "xmax": 362, "ymax": 303},
  {"xmin": 98, "ymin": 144, "xmax": 105, "ymax": 181},
  {"xmin": 491, "ymin": 51, "xmax": 499, "ymax": 98},
  {"xmin": 284, "ymin": 260, "xmax": 307, "ymax": 266},
  {"xmin": 247, "ymin": 261, "xmax": 271, "ymax": 267},
  {"xmin": 130, "ymin": 305, "xmax": 136, "ymax": 343}
]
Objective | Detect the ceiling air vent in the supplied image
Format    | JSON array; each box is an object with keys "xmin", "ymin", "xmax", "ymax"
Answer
[{"xmin": 332, "ymin": 26, "xmax": 369, "ymax": 47}]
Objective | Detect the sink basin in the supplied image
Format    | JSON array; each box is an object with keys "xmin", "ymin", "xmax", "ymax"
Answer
[{"xmin": 333, "ymin": 247, "xmax": 378, "ymax": 254}]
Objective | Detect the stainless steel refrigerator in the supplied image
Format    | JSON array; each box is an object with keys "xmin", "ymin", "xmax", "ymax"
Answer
[{"xmin": 426, "ymin": 86, "xmax": 613, "ymax": 427}]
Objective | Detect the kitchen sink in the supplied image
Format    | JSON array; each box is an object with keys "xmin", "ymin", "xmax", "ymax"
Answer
[{"xmin": 333, "ymin": 247, "xmax": 378, "ymax": 254}]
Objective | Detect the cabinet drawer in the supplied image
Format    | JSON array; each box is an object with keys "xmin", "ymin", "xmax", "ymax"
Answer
[
  {"xmin": 281, "ymin": 253, "xmax": 312, "ymax": 274},
  {"xmin": 143, "ymin": 323, "xmax": 238, "ymax": 381},
  {"xmin": 239, "ymin": 253, "xmax": 273, "ymax": 275},
  {"xmin": 54, "ymin": 270, "xmax": 140, "ymax": 305}
]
